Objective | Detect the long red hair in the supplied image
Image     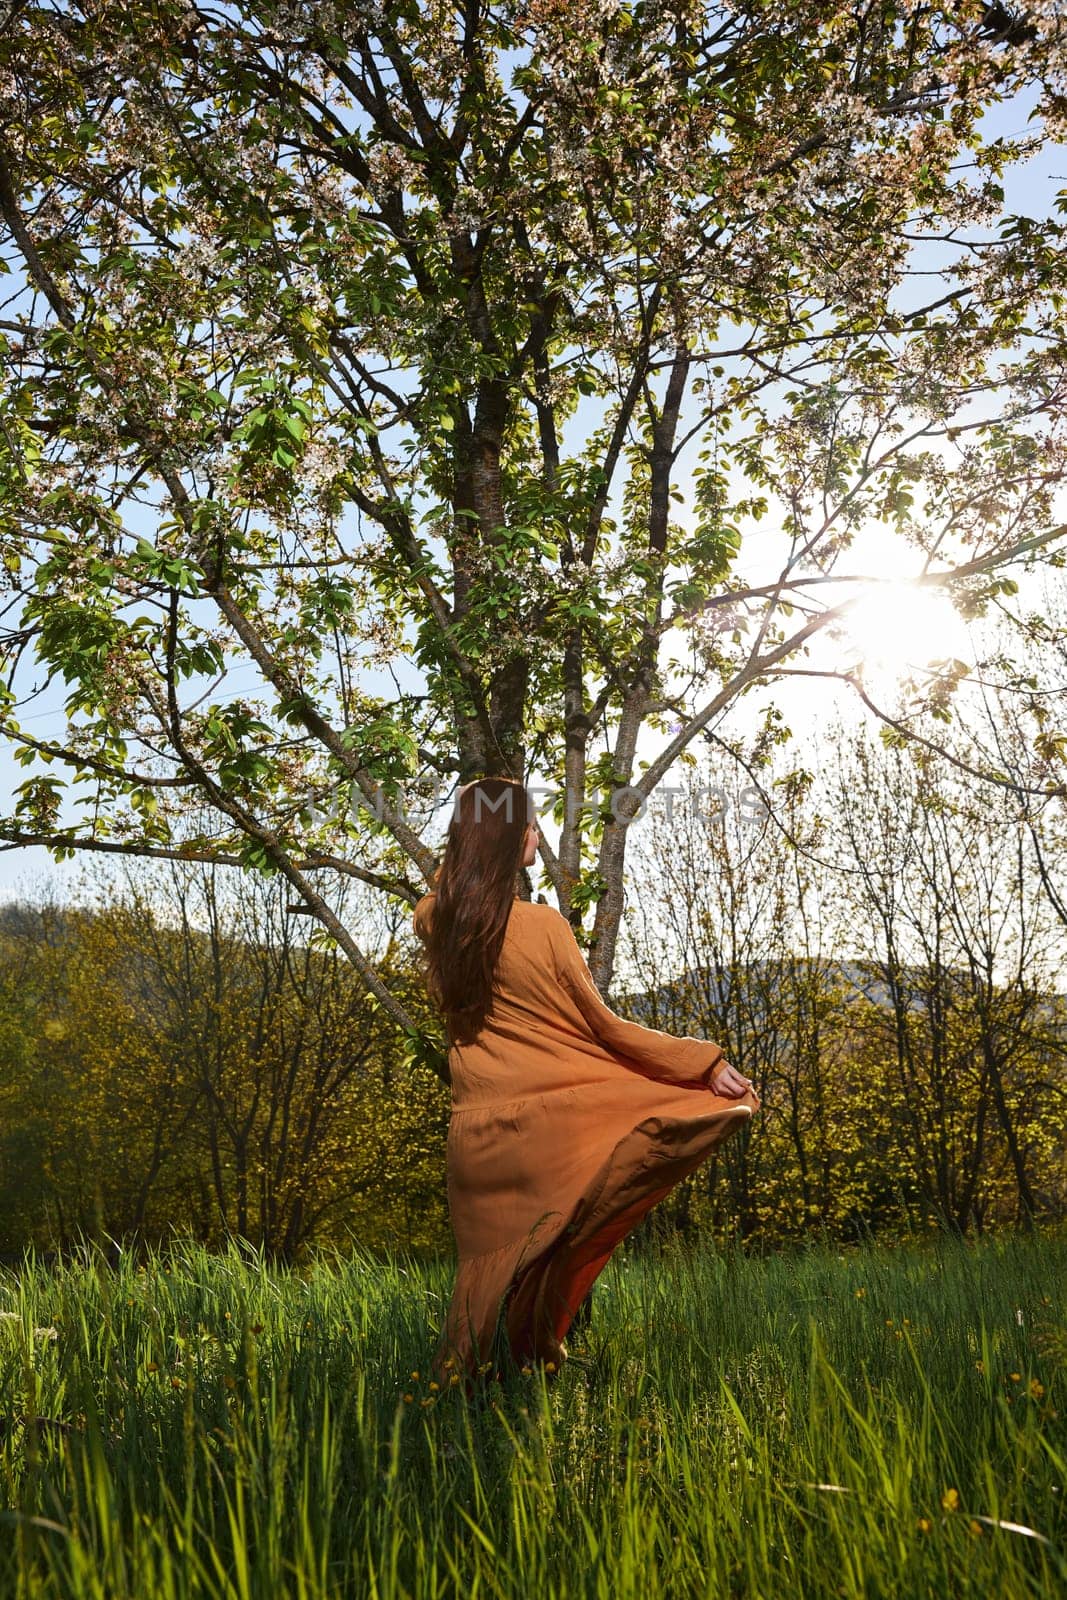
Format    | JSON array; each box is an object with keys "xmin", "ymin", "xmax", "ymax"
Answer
[{"xmin": 417, "ymin": 777, "xmax": 533, "ymax": 1047}]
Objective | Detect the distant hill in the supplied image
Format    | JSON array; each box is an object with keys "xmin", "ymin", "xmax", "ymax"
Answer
[
  {"xmin": 3, "ymin": 901, "xmax": 1063, "ymax": 1035},
  {"xmin": 620, "ymin": 956, "xmax": 1067, "ymax": 1030}
]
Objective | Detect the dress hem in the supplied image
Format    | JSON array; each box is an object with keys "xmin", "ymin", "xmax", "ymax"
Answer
[{"xmin": 431, "ymin": 1100, "xmax": 755, "ymax": 1391}]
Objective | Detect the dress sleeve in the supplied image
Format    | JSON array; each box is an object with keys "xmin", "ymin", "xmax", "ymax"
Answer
[{"xmin": 547, "ymin": 909, "xmax": 726, "ymax": 1089}]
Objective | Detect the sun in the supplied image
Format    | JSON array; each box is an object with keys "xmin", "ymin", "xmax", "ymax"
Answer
[{"xmin": 835, "ymin": 580, "xmax": 973, "ymax": 688}]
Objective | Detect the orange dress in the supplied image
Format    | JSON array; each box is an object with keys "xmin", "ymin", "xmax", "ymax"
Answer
[{"xmin": 413, "ymin": 890, "xmax": 761, "ymax": 1390}]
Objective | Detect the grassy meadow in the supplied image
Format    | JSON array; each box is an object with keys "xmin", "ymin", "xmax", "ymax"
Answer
[{"xmin": 0, "ymin": 1225, "xmax": 1064, "ymax": 1599}]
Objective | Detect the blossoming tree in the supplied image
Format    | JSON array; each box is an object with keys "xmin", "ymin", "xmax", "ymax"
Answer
[{"xmin": 0, "ymin": 0, "xmax": 1064, "ymax": 1080}]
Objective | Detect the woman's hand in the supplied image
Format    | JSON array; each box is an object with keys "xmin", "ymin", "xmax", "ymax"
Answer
[{"xmin": 709, "ymin": 1060, "xmax": 757, "ymax": 1101}]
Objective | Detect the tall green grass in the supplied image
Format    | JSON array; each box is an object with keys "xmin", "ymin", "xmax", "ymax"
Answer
[{"xmin": 1, "ymin": 1225, "xmax": 1064, "ymax": 1598}]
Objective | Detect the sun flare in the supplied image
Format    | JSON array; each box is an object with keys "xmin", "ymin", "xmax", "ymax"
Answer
[{"xmin": 837, "ymin": 581, "xmax": 972, "ymax": 683}]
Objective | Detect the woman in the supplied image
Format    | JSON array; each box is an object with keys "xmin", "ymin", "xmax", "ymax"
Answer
[{"xmin": 414, "ymin": 776, "xmax": 761, "ymax": 1395}]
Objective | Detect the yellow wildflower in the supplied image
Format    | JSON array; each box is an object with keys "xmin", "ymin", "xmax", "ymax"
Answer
[
  {"xmin": 941, "ymin": 1488, "xmax": 959, "ymax": 1513},
  {"xmin": 854, "ymin": 1287, "xmax": 866, "ymax": 1298},
  {"xmin": 916, "ymin": 1517, "xmax": 931, "ymax": 1533},
  {"xmin": 1029, "ymin": 1378, "xmax": 1045, "ymax": 1399},
  {"xmin": 403, "ymin": 1393, "xmax": 414, "ymax": 1403},
  {"xmin": 1009, "ymin": 1372, "xmax": 1021, "ymax": 1382},
  {"xmin": 968, "ymin": 1520, "xmax": 983, "ymax": 1537},
  {"xmin": 975, "ymin": 1360, "xmax": 985, "ymax": 1373},
  {"xmin": 428, "ymin": 1381, "xmax": 439, "ymax": 1392}
]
